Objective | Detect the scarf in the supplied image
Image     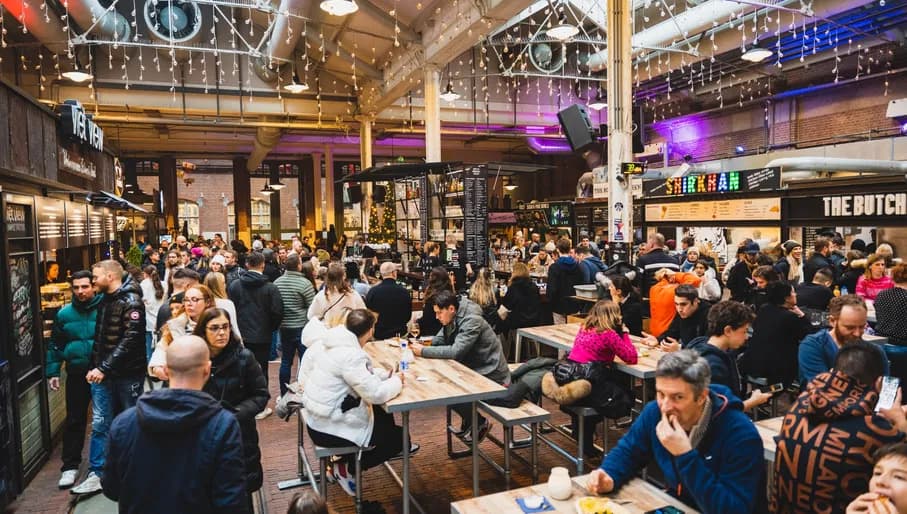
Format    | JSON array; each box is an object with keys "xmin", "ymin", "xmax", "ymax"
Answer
[
  {"xmin": 786, "ymin": 255, "xmax": 803, "ymax": 283},
  {"xmin": 687, "ymin": 395, "xmax": 713, "ymax": 450}
]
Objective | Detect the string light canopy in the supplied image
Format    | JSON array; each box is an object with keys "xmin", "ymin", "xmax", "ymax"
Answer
[
  {"xmin": 741, "ymin": 42, "xmax": 773, "ymax": 63},
  {"xmin": 62, "ymin": 55, "xmax": 93, "ymax": 83},
  {"xmin": 439, "ymin": 63, "xmax": 460, "ymax": 102},
  {"xmin": 320, "ymin": 0, "xmax": 358, "ymax": 17}
]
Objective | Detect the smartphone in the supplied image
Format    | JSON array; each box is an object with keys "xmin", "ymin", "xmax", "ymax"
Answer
[
  {"xmin": 760, "ymin": 383, "xmax": 784, "ymax": 394},
  {"xmin": 876, "ymin": 376, "xmax": 900, "ymax": 413},
  {"xmin": 644, "ymin": 507, "xmax": 685, "ymax": 514}
]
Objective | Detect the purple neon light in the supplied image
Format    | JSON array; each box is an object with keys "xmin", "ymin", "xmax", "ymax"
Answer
[
  {"xmin": 527, "ymin": 136, "xmax": 573, "ymax": 153},
  {"xmin": 524, "ymin": 125, "xmax": 547, "ymax": 135}
]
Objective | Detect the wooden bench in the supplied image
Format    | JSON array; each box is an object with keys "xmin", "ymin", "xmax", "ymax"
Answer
[{"xmin": 477, "ymin": 400, "xmax": 551, "ymax": 488}]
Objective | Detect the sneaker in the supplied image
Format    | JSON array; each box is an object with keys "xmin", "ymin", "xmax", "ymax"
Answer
[
  {"xmin": 462, "ymin": 420, "xmax": 492, "ymax": 444},
  {"xmin": 58, "ymin": 470, "xmax": 78, "ymax": 489},
  {"xmin": 255, "ymin": 407, "xmax": 273, "ymax": 420},
  {"xmin": 331, "ymin": 461, "xmax": 357, "ymax": 497},
  {"xmin": 389, "ymin": 443, "xmax": 421, "ymax": 461},
  {"xmin": 71, "ymin": 472, "xmax": 102, "ymax": 495}
]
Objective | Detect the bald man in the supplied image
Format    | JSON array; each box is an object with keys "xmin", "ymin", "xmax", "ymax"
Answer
[
  {"xmin": 366, "ymin": 262, "xmax": 413, "ymax": 340},
  {"xmin": 102, "ymin": 336, "xmax": 249, "ymax": 514}
]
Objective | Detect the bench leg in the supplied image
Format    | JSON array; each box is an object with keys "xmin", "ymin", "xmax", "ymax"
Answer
[
  {"xmin": 354, "ymin": 452, "xmax": 363, "ymax": 514},
  {"xmin": 446, "ymin": 407, "xmax": 454, "ymax": 457},
  {"xmin": 319, "ymin": 457, "xmax": 329, "ymax": 498},
  {"xmin": 503, "ymin": 426, "xmax": 512, "ymax": 490},
  {"xmin": 576, "ymin": 417, "xmax": 585, "ymax": 475},
  {"xmin": 531, "ymin": 423, "xmax": 539, "ymax": 483}
]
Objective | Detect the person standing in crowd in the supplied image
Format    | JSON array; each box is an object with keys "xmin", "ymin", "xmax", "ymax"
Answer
[
  {"xmin": 203, "ymin": 271, "xmax": 241, "ymax": 334},
  {"xmin": 146, "ymin": 249, "xmax": 165, "ymax": 280},
  {"xmin": 228, "ymin": 251, "xmax": 284, "ymax": 420},
  {"xmin": 46, "ymin": 271, "xmax": 103, "ymax": 489},
  {"xmin": 726, "ymin": 242, "xmax": 760, "ymax": 303},
  {"xmin": 874, "ymin": 263, "xmax": 907, "ymax": 346},
  {"xmin": 209, "ymin": 254, "xmax": 226, "ymax": 275},
  {"xmin": 223, "ymin": 249, "xmax": 245, "ymax": 289},
  {"xmin": 366, "ymin": 262, "xmax": 412, "ymax": 340},
  {"xmin": 154, "ymin": 267, "xmax": 200, "ymax": 332},
  {"xmin": 300, "ymin": 309, "xmax": 410, "ymax": 497},
  {"xmin": 798, "ymin": 294, "xmax": 888, "ymax": 385},
  {"xmin": 795, "ymin": 267, "xmax": 835, "ymax": 311},
  {"xmin": 587, "ymin": 350, "xmax": 764, "ymax": 513},
  {"xmin": 774, "ymin": 240, "xmax": 804, "ymax": 286},
  {"xmin": 608, "ymin": 276, "xmax": 643, "ymax": 336},
  {"xmin": 679, "ymin": 236, "xmax": 696, "ymax": 262},
  {"xmin": 646, "ymin": 284, "xmax": 711, "ymax": 351},
  {"xmin": 308, "ymin": 262, "xmax": 366, "ymax": 328},
  {"xmin": 163, "ymin": 250, "xmax": 181, "ymax": 292},
  {"xmin": 193, "ymin": 309, "xmax": 269, "ymax": 504},
  {"xmin": 73, "ymin": 260, "xmax": 147, "ymax": 495},
  {"xmin": 679, "ymin": 247, "xmax": 700, "ymax": 273},
  {"xmin": 804, "ymin": 237, "xmax": 837, "ymax": 284},
  {"xmin": 262, "ymin": 249, "xmax": 282, "ymax": 282},
  {"xmin": 750, "ymin": 265, "xmax": 781, "ymax": 310},
  {"xmin": 139, "ymin": 266, "xmax": 165, "ymax": 361},
  {"xmin": 101, "ymin": 335, "xmax": 249, "ymax": 514},
  {"xmin": 417, "ymin": 267, "xmax": 454, "ymax": 338},
  {"xmin": 497, "ymin": 262, "xmax": 543, "ymax": 336},
  {"xmin": 274, "ymin": 254, "xmax": 316, "ymax": 398},
  {"xmin": 411, "ymin": 290, "xmax": 510, "ymax": 442},
  {"xmin": 743, "ymin": 282, "xmax": 814, "ymax": 388},
  {"xmin": 577, "ymin": 245, "xmax": 607, "ymax": 285},
  {"xmin": 547, "ymin": 238, "xmax": 584, "ymax": 325},
  {"xmin": 636, "ymin": 233, "xmax": 680, "ymax": 298},
  {"xmin": 149, "ymin": 285, "xmax": 228, "ymax": 379},
  {"xmin": 771, "ymin": 343, "xmax": 907, "ymax": 514},
  {"xmin": 857, "ymin": 253, "xmax": 896, "ymax": 301},
  {"xmin": 646, "ymin": 269, "xmax": 701, "ymax": 339},
  {"xmin": 692, "ymin": 261, "xmax": 721, "ymax": 303},
  {"xmin": 344, "ymin": 261, "xmax": 370, "ymax": 298},
  {"xmin": 839, "ymin": 250, "xmax": 867, "ymax": 294}
]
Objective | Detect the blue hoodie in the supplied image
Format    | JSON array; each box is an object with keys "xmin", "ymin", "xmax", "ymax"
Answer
[
  {"xmin": 601, "ymin": 384, "xmax": 763, "ymax": 514},
  {"xmin": 798, "ymin": 330, "xmax": 889, "ymax": 386},
  {"xmin": 547, "ymin": 255, "xmax": 584, "ymax": 315}
]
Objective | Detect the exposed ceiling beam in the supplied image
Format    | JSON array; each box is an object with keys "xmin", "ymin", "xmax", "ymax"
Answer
[{"xmin": 355, "ymin": 0, "xmax": 420, "ymax": 42}]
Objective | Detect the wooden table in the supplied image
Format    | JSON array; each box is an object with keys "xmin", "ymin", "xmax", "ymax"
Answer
[
  {"xmin": 450, "ymin": 476, "xmax": 699, "ymax": 514},
  {"xmin": 365, "ymin": 340, "xmax": 508, "ymax": 514},
  {"xmin": 755, "ymin": 416, "xmax": 783, "ymax": 463}
]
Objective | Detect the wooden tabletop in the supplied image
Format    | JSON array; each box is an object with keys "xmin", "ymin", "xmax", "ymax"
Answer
[
  {"xmin": 755, "ymin": 416, "xmax": 783, "ymax": 463},
  {"xmin": 516, "ymin": 324, "xmax": 666, "ymax": 379},
  {"xmin": 450, "ymin": 476, "xmax": 699, "ymax": 514},
  {"xmin": 364, "ymin": 340, "xmax": 507, "ymax": 413}
]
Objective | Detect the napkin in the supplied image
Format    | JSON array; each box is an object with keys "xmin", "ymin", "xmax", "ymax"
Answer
[{"xmin": 515, "ymin": 496, "xmax": 555, "ymax": 513}]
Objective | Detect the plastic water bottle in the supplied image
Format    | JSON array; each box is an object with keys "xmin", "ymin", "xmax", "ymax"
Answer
[
  {"xmin": 400, "ymin": 340, "xmax": 414, "ymax": 373},
  {"xmin": 840, "ymin": 285, "xmax": 849, "ymax": 296}
]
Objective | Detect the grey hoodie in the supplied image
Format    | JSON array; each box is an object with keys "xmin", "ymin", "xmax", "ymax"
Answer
[{"xmin": 423, "ymin": 298, "xmax": 510, "ymax": 384}]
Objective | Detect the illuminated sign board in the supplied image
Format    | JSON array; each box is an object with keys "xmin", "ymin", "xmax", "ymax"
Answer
[{"xmin": 643, "ymin": 167, "xmax": 780, "ymax": 198}]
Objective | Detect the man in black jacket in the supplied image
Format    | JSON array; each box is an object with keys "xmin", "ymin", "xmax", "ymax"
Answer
[
  {"xmin": 547, "ymin": 238, "xmax": 584, "ymax": 324},
  {"xmin": 102, "ymin": 335, "xmax": 249, "ymax": 514},
  {"xmin": 228, "ymin": 251, "xmax": 283, "ymax": 419},
  {"xmin": 73, "ymin": 260, "xmax": 147, "ymax": 495},
  {"xmin": 366, "ymin": 262, "xmax": 412, "ymax": 340},
  {"xmin": 727, "ymin": 242, "xmax": 760, "ymax": 303},
  {"xmin": 648, "ymin": 284, "xmax": 712, "ymax": 351},
  {"xmin": 637, "ymin": 233, "xmax": 680, "ymax": 298},
  {"xmin": 796, "ymin": 268, "xmax": 835, "ymax": 311},
  {"xmin": 804, "ymin": 237, "xmax": 837, "ymax": 284}
]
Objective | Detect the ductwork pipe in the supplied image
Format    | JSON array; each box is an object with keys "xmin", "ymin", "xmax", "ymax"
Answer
[
  {"xmin": 65, "ymin": 0, "xmax": 131, "ymax": 42},
  {"xmin": 251, "ymin": 0, "xmax": 306, "ymax": 84},
  {"xmin": 766, "ymin": 157, "xmax": 907, "ymax": 175},
  {"xmin": 246, "ymin": 125, "xmax": 284, "ymax": 172},
  {"xmin": 0, "ymin": 0, "xmax": 68, "ymax": 53}
]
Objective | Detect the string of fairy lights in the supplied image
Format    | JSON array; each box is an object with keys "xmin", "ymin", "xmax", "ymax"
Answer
[{"xmin": 0, "ymin": 0, "xmax": 898, "ymax": 130}]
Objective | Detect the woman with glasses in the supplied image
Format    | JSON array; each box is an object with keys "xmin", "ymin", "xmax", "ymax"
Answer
[
  {"xmin": 148, "ymin": 284, "xmax": 219, "ymax": 380},
  {"xmin": 193, "ymin": 308, "xmax": 269, "ymax": 505}
]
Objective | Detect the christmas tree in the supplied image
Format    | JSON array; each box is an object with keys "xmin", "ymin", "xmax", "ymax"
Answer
[{"xmin": 380, "ymin": 179, "xmax": 396, "ymax": 243}]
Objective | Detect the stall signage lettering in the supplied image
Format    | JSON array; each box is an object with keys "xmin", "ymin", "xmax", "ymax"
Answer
[
  {"xmin": 665, "ymin": 172, "xmax": 739, "ymax": 196},
  {"xmin": 60, "ymin": 101, "xmax": 104, "ymax": 152},
  {"xmin": 823, "ymin": 193, "xmax": 907, "ymax": 217}
]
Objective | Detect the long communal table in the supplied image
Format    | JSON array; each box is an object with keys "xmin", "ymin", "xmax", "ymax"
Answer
[
  {"xmin": 450, "ymin": 476, "xmax": 699, "ymax": 514},
  {"xmin": 755, "ymin": 416, "xmax": 784, "ymax": 463},
  {"xmin": 364, "ymin": 339, "xmax": 508, "ymax": 514}
]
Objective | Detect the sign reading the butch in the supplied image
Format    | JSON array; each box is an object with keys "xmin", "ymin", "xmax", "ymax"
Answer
[
  {"xmin": 58, "ymin": 100, "xmax": 104, "ymax": 152},
  {"xmin": 787, "ymin": 191, "xmax": 907, "ymax": 220}
]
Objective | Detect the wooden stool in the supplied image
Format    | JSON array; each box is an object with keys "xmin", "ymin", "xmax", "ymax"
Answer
[{"xmin": 478, "ymin": 400, "xmax": 551, "ymax": 488}]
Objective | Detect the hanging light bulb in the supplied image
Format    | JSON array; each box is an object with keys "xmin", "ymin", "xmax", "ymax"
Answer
[
  {"xmin": 319, "ymin": 0, "xmax": 358, "ymax": 16},
  {"xmin": 742, "ymin": 42, "xmax": 772, "ymax": 62},
  {"xmin": 63, "ymin": 54, "xmax": 93, "ymax": 83}
]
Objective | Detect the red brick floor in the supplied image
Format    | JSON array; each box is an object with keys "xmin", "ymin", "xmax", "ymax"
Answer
[{"xmin": 12, "ymin": 362, "xmax": 607, "ymax": 514}]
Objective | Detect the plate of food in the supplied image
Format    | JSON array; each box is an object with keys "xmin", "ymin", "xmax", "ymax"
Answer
[{"xmin": 574, "ymin": 496, "xmax": 630, "ymax": 514}]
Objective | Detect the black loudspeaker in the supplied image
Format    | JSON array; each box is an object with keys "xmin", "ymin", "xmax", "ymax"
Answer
[
  {"xmin": 372, "ymin": 185, "xmax": 387, "ymax": 203},
  {"xmin": 557, "ymin": 104, "xmax": 595, "ymax": 152},
  {"xmin": 347, "ymin": 184, "xmax": 363, "ymax": 204},
  {"xmin": 632, "ymin": 107, "xmax": 645, "ymax": 154}
]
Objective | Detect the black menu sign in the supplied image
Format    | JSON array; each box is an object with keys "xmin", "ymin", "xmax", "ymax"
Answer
[
  {"xmin": 35, "ymin": 197, "xmax": 66, "ymax": 250},
  {"xmin": 5, "ymin": 203, "xmax": 30, "ymax": 238},
  {"xmin": 66, "ymin": 202, "xmax": 89, "ymax": 247},
  {"xmin": 463, "ymin": 166, "xmax": 488, "ymax": 268},
  {"xmin": 418, "ymin": 175, "xmax": 429, "ymax": 243},
  {"xmin": 9, "ymin": 255, "xmax": 38, "ymax": 377},
  {"xmin": 88, "ymin": 207, "xmax": 105, "ymax": 243}
]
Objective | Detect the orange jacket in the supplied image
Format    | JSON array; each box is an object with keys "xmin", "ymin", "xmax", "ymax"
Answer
[{"xmin": 648, "ymin": 272, "xmax": 702, "ymax": 338}]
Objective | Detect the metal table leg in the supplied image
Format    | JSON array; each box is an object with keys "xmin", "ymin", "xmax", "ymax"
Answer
[
  {"xmin": 402, "ymin": 411, "xmax": 411, "ymax": 514},
  {"xmin": 514, "ymin": 333, "xmax": 523, "ymax": 363},
  {"xmin": 472, "ymin": 402, "xmax": 480, "ymax": 496}
]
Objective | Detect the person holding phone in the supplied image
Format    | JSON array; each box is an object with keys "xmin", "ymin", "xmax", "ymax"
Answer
[{"xmin": 587, "ymin": 350, "xmax": 763, "ymax": 513}]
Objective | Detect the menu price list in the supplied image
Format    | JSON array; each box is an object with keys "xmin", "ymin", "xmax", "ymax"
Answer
[{"xmin": 463, "ymin": 166, "xmax": 488, "ymax": 268}]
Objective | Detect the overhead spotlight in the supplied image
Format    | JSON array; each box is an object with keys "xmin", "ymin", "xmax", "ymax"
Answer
[
  {"xmin": 547, "ymin": 12, "xmax": 579, "ymax": 41},
  {"xmin": 439, "ymin": 63, "xmax": 460, "ymax": 102},
  {"xmin": 901, "ymin": 122, "xmax": 907, "ymax": 134},
  {"xmin": 589, "ymin": 91, "xmax": 607, "ymax": 111},
  {"xmin": 260, "ymin": 185, "xmax": 274, "ymax": 196},
  {"xmin": 284, "ymin": 71, "xmax": 309, "ymax": 93},
  {"xmin": 62, "ymin": 55, "xmax": 93, "ymax": 83},
  {"xmin": 268, "ymin": 177, "xmax": 287, "ymax": 190},
  {"xmin": 742, "ymin": 43, "xmax": 772, "ymax": 63},
  {"xmin": 504, "ymin": 178, "xmax": 518, "ymax": 191},
  {"xmin": 319, "ymin": 0, "xmax": 358, "ymax": 16},
  {"xmin": 735, "ymin": 145, "xmax": 745, "ymax": 154}
]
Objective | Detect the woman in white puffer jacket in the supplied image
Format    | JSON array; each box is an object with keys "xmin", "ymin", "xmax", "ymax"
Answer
[{"xmin": 299, "ymin": 309, "xmax": 409, "ymax": 496}]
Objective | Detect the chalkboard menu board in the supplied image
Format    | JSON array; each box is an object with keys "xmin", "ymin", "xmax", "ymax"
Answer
[
  {"xmin": 66, "ymin": 202, "xmax": 89, "ymax": 247},
  {"xmin": 8, "ymin": 255, "xmax": 39, "ymax": 379},
  {"xmin": 35, "ymin": 197, "xmax": 66, "ymax": 250},
  {"xmin": 88, "ymin": 207, "xmax": 105, "ymax": 243},
  {"xmin": 5, "ymin": 203, "xmax": 31, "ymax": 239},
  {"xmin": 462, "ymin": 166, "xmax": 488, "ymax": 268}
]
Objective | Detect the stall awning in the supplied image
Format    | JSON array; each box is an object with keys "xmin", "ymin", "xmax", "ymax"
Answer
[
  {"xmin": 87, "ymin": 191, "xmax": 149, "ymax": 213},
  {"xmin": 337, "ymin": 161, "xmax": 463, "ymax": 183}
]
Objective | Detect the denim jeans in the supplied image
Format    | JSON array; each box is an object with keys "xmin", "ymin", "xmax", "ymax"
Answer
[
  {"xmin": 145, "ymin": 331, "xmax": 154, "ymax": 362},
  {"xmin": 88, "ymin": 376, "xmax": 144, "ymax": 475},
  {"xmin": 279, "ymin": 327, "xmax": 305, "ymax": 397},
  {"xmin": 270, "ymin": 330, "xmax": 280, "ymax": 361}
]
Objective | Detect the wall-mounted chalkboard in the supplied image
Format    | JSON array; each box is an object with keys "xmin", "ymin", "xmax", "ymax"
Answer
[
  {"xmin": 5, "ymin": 204, "xmax": 30, "ymax": 239},
  {"xmin": 8, "ymin": 255, "xmax": 39, "ymax": 379}
]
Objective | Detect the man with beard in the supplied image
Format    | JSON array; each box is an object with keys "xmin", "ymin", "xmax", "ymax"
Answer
[{"xmin": 798, "ymin": 294, "xmax": 888, "ymax": 385}]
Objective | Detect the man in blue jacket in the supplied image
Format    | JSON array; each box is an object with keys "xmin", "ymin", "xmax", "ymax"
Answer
[
  {"xmin": 102, "ymin": 335, "xmax": 249, "ymax": 514},
  {"xmin": 587, "ymin": 350, "xmax": 764, "ymax": 514}
]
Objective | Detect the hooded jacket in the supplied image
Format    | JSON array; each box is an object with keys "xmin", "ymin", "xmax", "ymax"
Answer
[
  {"xmin": 423, "ymin": 298, "xmax": 511, "ymax": 385},
  {"xmin": 804, "ymin": 252, "xmax": 837, "ymax": 284},
  {"xmin": 499, "ymin": 277, "xmax": 542, "ymax": 332},
  {"xmin": 93, "ymin": 274, "xmax": 147, "ymax": 378},
  {"xmin": 601, "ymin": 384, "xmax": 763, "ymax": 514},
  {"xmin": 661, "ymin": 301, "xmax": 712, "ymax": 347},
  {"xmin": 547, "ymin": 255, "xmax": 584, "ymax": 315},
  {"xmin": 686, "ymin": 337, "xmax": 743, "ymax": 398},
  {"xmin": 203, "ymin": 340, "xmax": 269, "ymax": 492},
  {"xmin": 798, "ymin": 330, "xmax": 890, "ymax": 386},
  {"xmin": 770, "ymin": 370, "xmax": 906, "ymax": 514},
  {"xmin": 579, "ymin": 255, "xmax": 608, "ymax": 285},
  {"xmin": 300, "ymin": 325, "xmax": 402, "ymax": 446},
  {"xmin": 101, "ymin": 389, "xmax": 249, "ymax": 514},
  {"xmin": 47, "ymin": 293, "xmax": 103, "ymax": 376},
  {"xmin": 227, "ymin": 270, "xmax": 284, "ymax": 344}
]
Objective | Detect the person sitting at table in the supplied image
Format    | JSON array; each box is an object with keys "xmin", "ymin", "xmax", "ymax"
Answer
[
  {"xmin": 608, "ymin": 276, "xmax": 643, "ymax": 337},
  {"xmin": 874, "ymin": 263, "xmax": 907, "ymax": 346},
  {"xmin": 528, "ymin": 248, "xmax": 552, "ymax": 270},
  {"xmin": 647, "ymin": 269, "xmax": 701, "ymax": 339},
  {"xmin": 846, "ymin": 442, "xmax": 907, "ymax": 514},
  {"xmin": 858, "ymin": 253, "xmax": 896, "ymax": 302},
  {"xmin": 497, "ymin": 262, "xmax": 542, "ymax": 336},
  {"xmin": 586, "ymin": 350, "xmax": 764, "ymax": 513},
  {"xmin": 643, "ymin": 285, "xmax": 711, "ymax": 352},
  {"xmin": 468, "ymin": 267, "xmax": 499, "ymax": 329},
  {"xmin": 411, "ymin": 290, "xmax": 510, "ymax": 443},
  {"xmin": 417, "ymin": 266, "xmax": 455, "ymax": 338},
  {"xmin": 771, "ymin": 343, "xmax": 907, "ymax": 514},
  {"xmin": 795, "ymin": 267, "xmax": 835, "ymax": 311},
  {"xmin": 300, "ymin": 309, "xmax": 410, "ymax": 497}
]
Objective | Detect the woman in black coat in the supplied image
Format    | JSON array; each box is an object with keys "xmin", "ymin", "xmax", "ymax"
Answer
[
  {"xmin": 608, "ymin": 276, "xmax": 643, "ymax": 336},
  {"xmin": 194, "ymin": 308, "xmax": 269, "ymax": 495},
  {"xmin": 498, "ymin": 263, "xmax": 542, "ymax": 333},
  {"xmin": 417, "ymin": 266, "xmax": 454, "ymax": 337},
  {"xmin": 741, "ymin": 281, "xmax": 814, "ymax": 388}
]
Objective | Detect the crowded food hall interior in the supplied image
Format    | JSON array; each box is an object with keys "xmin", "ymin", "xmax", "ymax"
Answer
[{"xmin": 2, "ymin": 0, "xmax": 907, "ymax": 512}]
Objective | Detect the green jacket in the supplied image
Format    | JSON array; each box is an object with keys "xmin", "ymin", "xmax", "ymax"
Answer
[
  {"xmin": 274, "ymin": 271, "xmax": 316, "ymax": 329},
  {"xmin": 46, "ymin": 294, "xmax": 103, "ymax": 377}
]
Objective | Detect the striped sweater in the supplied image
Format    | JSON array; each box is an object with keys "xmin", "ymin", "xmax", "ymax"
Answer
[{"xmin": 274, "ymin": 271, "xmax": 317, "ymax": 329}]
